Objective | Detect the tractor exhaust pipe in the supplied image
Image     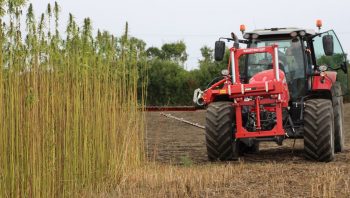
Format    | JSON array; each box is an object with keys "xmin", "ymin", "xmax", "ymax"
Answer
[{"xmin": 193, "ymin": 88, "xmax": 205, "ymax": 106}]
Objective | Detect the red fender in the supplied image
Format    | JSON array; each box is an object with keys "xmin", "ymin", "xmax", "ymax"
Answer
[{"xmin": 312, "ymin": 71, "xmax": 337, "ymax": 91}]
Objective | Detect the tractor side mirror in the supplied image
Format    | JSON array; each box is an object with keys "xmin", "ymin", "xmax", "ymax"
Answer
[
  {"xmin": 322, "ymin": 35, "xmax": 334, "ymax": 56},
  {"xmin": 214, "ymin": 41, "xmax": 225, "ymax": 61}
]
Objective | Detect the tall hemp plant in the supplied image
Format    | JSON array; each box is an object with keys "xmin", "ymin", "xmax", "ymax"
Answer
[{"xmin": 0, "ymin": 1, "xmax": 146, "ymax": 197}]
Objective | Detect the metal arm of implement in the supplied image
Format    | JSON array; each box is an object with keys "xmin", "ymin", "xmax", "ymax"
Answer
[
  {"xmin": 160, "ymin": 113, "xmax": 205, "ymax": 129},
  {"xmin": 144, "ymin": 106, "xmax": 197, "ymax": 111}
]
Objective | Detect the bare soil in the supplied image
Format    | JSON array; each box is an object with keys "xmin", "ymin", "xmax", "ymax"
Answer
[{"xmin": 146, "ymin": 105, "xmax": 350, "ymax": 165}]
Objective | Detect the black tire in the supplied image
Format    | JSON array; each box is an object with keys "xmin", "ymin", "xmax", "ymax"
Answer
[
  {"xmin": 332, "ymin": 83, "xmax": 345, "ymax": 152},
  {"xmin": 303, "ymin": 99, "xmax": 335, "ymax": 162},
  {"xmin": 244, "ymin": 142, "xmax": 260, "ymax": 154},
  {"xmin": 205, "ymin": 102, "xmax": 239, "ymax": 161}
]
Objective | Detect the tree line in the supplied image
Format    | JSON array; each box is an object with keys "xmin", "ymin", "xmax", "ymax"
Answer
[{"xmin": 143, "ymin": 42, "xmax": 230, "ymax": 106}]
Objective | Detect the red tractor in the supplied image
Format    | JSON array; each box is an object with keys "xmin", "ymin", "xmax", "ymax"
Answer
[{"xmin": 193, "ymin": 22, "xmax": 348, "ymax": 162}]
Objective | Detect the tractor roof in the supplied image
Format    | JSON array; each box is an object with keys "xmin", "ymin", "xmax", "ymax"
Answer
[{"xmin": 244, "ymin": 27, "xmax": 316, "ymax": 38}]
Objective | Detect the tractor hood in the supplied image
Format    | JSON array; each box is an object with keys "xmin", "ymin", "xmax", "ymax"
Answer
[{"xmin": 249, "ymin": 69, "xmax": 290, "ymax": 102}]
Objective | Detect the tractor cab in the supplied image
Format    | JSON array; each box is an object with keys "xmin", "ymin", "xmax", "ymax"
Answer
[
  {"xmin": 194, "ymin": 22, "xmax": 349, "ymax": 162},
  {"xmin": 240, "ymin": 27, "xmax": 347, "ymax": 101}
]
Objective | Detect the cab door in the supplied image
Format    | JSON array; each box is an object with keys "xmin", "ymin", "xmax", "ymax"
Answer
[{"xmin": 312, "ymin": 30, "xmax": 348, "ymax": 95}]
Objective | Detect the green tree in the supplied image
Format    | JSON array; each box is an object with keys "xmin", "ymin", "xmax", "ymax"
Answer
[
  {"xmin": 146, "ymin": 41, "xmax": 188, "ymax": 65},
  {"xmin": 161, "ymin": 41, "xmax": 188, "ymax": 65},
  {"xmin": 147, "ymin": 59, "xmax": 191, "ymax": 105},
  {"xmin": 199, "ymin": 46, "xmax": 213, "ymax": 63},
  {"xmin": 192, "ymin": 46, "xmax": 228, "ymax": 90},
  {"xmin": 146, "ymin": 46, "xmax": 162, "ymax": 59}
]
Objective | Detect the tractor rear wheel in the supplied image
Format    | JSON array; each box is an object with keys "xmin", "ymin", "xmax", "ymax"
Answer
[
  {"xmin": 332, "ymin": 83, "xmax": 345, "ymax": 152},
  {"xmin": 205, "ymin": 102, "xmax": 239, "ymax": 161},
  {"xmin": 303, "ymin": 99, "xmax": 335, "ymax": 162}
]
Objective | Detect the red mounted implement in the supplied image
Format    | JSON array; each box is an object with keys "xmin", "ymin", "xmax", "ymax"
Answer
[{"xmin": 202, "ymin": 45, "xmax": 288, "ymax": 139}]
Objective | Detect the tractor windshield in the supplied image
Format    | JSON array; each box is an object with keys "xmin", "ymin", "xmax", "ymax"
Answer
[
  {"xmin": 241, "ymin": 38, "xmax": 306, "ymax": 100},
  {"xmin": 244, "ymin": 39, "xmax": 305, "ymax": 81}
]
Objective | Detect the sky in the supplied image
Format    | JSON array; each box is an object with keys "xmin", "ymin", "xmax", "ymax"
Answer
[{"xmin": 29, "ymin": 0, "xmax": 350, "ymax": 70}]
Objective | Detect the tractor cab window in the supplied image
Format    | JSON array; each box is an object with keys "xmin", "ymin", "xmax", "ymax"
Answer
[
  {"xmin": 243, "ymin": 53, "xmax": 273, "ymax": 79},
  {"xmin": 244, "ymin": 38, "xmax": 306, "ymax": 100},
  {"xmin": 313, "ymin": 30, "xmax": 346, "ymax": 67},
  {"xmin": 245, "ymin": 39, "xmax": 305, "ymax": 82}
]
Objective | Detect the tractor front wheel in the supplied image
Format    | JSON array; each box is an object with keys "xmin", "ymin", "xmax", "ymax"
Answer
[
  {"xmin": 205, "ymin": 102, "xmax": 239, "ymax": 161},
  {"xmin": 303, "ymin": 99, "xmax": 335, "ymax": 162}
]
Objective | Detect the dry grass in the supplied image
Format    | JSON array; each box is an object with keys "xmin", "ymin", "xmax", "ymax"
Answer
[
  {"xmin": 87, "ymin": 161, "xmax": 350, "ymax": 198},
  {"xmin": 86, "ymin": 106, "xmax": 350, "ymax": 198}
]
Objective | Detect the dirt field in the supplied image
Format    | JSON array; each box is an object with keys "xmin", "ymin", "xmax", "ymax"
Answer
[
  {"xmin": 146, "ymin": 106, "xmax": 350, "ymax": 165},
  {"xmin": 132, "ymin": 104, "xmax": 350, "ymax": 197},
  {"xmin": 107, "ymin": 104, "xmax": 350, "ymax": 197}
]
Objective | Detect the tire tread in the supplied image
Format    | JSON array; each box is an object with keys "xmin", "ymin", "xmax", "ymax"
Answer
[{"xmin": 303, "ymin": 99, "xmax": 335, "ymax": 162}]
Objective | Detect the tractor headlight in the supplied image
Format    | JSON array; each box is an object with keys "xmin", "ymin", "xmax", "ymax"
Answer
[
  {"xmin": 252, "ymin": 34, "xmax": 259, "ymax": 39},
  {"xmin": 243, "ymin": 34, "xmax": 251, "ymax": 39},
  {"xmin": 319, "ymin": 65, "xmax": 328, "ymax": 72},
  {"xmin": 221, "ymin": 69, "xmax": 229, "ymax": 76}
]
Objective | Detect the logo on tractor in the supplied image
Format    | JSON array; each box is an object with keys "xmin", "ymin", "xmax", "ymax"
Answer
[{"xmin": 243, "ymin": 47, "xmax": 267, "ymax": 53}]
